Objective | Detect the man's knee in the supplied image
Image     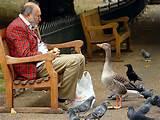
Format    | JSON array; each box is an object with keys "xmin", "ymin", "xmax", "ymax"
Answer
[
  {"xmin": 69, "ymin": 54, "xmax": 85, "ymax": 65},
  {"xmin": 77, "ymin": 54, "xmax": 85, "ymax": 64}
]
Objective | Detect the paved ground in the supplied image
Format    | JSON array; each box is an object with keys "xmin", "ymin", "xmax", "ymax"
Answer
[{"xmin": 1, "ymin": 5, "xmax": 160, "ymax": 120}]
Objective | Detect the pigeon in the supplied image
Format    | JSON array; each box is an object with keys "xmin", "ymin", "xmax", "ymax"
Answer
[
  {"xmin": 141, "ymin": 49, "xmax": 151, "ymax": 61},
  {"xmin": 150, "ymin": 95, "xmax": 160, "ymax": 107},
  {"xmin": 140, "ymin": 89, "xmax": 154, "ymax": 99},
  {"xmin": 84, "ymin": 101, "xmax": 108, "ymax": 120},
  {"xmin": 68, "ymin": 108, "xmax": 80, "ymax": 120},
  {"xmin": 127, "ymin": 106, "xmax": 154, "ymax": 120},
  {"xmin": 70, "ymin": 96, "xmax": 95, "ymax": 113},
  {"xmin": 137, "ymin": 97, "xmax": 152, "ymax": 114},
  {"xmin": 150, "ymin": 95, "xmax": 159, "ymax": 106},
  {"xmin": 107, "ymin": 92, "xmax": 129, "ymax": 101},
  {"xmin": 107, "ymin": 93, "xmax": 117, "ymax": 100},
  {"xmin": 135, "ymin": 84, "xmax": 146, "ymax": 93},
  {"xmin": 125, "ymin": 64, "xmax": 142, "ymax": 83}
]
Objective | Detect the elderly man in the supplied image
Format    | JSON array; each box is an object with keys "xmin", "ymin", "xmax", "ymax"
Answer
[{"xmin": 6, "ymin": 1, "xmax": 85, "ymax": 109}]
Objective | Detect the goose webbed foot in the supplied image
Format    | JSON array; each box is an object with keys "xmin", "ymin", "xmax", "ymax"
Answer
[{"xmin": 114, "ymin": 96, "xmax": 122, "ymax": 109}]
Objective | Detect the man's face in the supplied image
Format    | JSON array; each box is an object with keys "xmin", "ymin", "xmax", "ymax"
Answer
[{"xmin": 28, "ymin": 6, "xmax": 41, "ymax": 26}]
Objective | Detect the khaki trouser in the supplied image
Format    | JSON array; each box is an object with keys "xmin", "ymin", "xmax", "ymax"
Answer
[{"xmin": 37, "ymin": 54, "xmax": 85, "ymax": 100}]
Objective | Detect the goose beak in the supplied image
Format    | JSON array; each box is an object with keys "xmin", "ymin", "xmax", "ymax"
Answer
[{"xmin": 96, "ymin": 44, "xmax": 103, "ymax": 48}]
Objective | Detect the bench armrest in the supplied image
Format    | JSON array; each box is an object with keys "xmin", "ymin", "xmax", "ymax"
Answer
[
  {"xmin": 6, "ymin": 52, "xmax": 56, "ymax": 64},
  {"xmin": 46, "ymin": 40, "xmax": 83, "ymax": 54},
  {"xmin": 87, "ymin": 22, "xmax": 118, "ymax": 31}
]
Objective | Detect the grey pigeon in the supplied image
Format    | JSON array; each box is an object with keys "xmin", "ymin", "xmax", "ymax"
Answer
[
  {"xmin": 151, "ymin": 95, "xmax": 160, "ymax": 107},
  {"xmin": 141, "ymin": 49, "xmax": 151, "ymax": 61},
  {"xmin": 68, "ymin": 108, "xmax": 80, "ymax": 120},
  {"xmin": 125, "ymin": 64, "xmax": 142, "ymax": 83},
  {"xmin": 140, "ymin": 89, "xmax": 154, "ymax": 99},
  {"xmin": 137, "ymin": 97, "xmax": 152, "ymax": 114},
  {"xmin": 135, "ymin": 84, "xmax": 146, "ymax": 93},
  {"xmin": 84, "ymin": 101, "xmax": 108, "ymax": 120},
  {"xmin": 127, "ymin": 106, "xmax": 154, "ymax": 120},
  {"xmin": 70, "ymin": 96, "xmax": 95, "ymax": 113},
  {"xmin": 107, "ymin": 93, "xmax": 117, "ymax": 100},
  {"xmin": 107, "ymin": 92, "xmax": 128, "ymax": 101}
]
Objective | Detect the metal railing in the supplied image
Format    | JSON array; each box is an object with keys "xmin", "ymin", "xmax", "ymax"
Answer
[
  {"xmin": 39, "ymin": 15, "xmax": 79, "ymax": 37},
  {"xmin": 99, "ymin": 0, "xmax": 136, "ymax": 15}
]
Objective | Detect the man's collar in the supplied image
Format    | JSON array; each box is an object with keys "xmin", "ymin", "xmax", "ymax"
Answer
[
  {"xmin": 19, "ymin": 14, "xmax": 33, "ymax": 30},
  {"xmin": 19, "ymin": 14, "xmax": 30, "ymax": 26}
]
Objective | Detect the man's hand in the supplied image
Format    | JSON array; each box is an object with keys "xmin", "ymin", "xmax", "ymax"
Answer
[
  {"xmin": 44, "ymin": 52, "xmax": 57, "ymax": 61},
  {"xmin": 49, "ymin": 47, "xmax": 60, "ymax": 57}
]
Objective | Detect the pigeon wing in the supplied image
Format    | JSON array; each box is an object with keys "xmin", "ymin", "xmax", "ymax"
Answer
[
  {"xmin": 92, "ymin": 104, "xmax": 107, "ymax": 118},
  {"xmin": 85, "ymin": 103, "xmax": 107, "ymax": 120},
  {"xmin": 134, "ymin": 112, "xmax": 154, "ymax": 120},
  {"xmin": 137, "ymin": 103, "xmax": 151, "ymax": 114},
  {"xmin": 68, "ymin": 109, "xmax": 80, "ymax": 120},
  {"xmin": 72, "ymin": 96, "xmax": 95, "ymax": 113}
]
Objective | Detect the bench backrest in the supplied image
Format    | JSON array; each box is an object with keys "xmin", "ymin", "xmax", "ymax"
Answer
[
  {"xmin": 0, "ymin": 28, "xmax": 15, "ymax": 83},
  {"xmin": 80, "ymin": 8, "xmax": 106, "ymax": 42}
]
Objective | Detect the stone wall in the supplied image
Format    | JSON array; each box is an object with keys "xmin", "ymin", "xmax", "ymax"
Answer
[{"xmin": 73, "ymin": 0, "xmax": 107, "ymax": 14}]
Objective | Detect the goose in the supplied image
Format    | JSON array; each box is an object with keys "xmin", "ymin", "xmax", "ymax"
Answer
[{"xmin": 97, "ymin": 43, "xmax": 142, "ymax": 109}]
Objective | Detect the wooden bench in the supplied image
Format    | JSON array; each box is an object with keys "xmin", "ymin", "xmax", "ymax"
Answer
[
  {"xmin": 0, "ymin": 28, "xmax": 83, "ymax": 113},
  {"xmin": 80, "ymin": 8, "xmax": 131, "ymax": 61}
]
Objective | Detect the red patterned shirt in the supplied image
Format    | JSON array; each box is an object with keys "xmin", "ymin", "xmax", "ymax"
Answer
[{"xmin": 6, "ymin": 17, "xmax": 40, "ymax": 80}]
